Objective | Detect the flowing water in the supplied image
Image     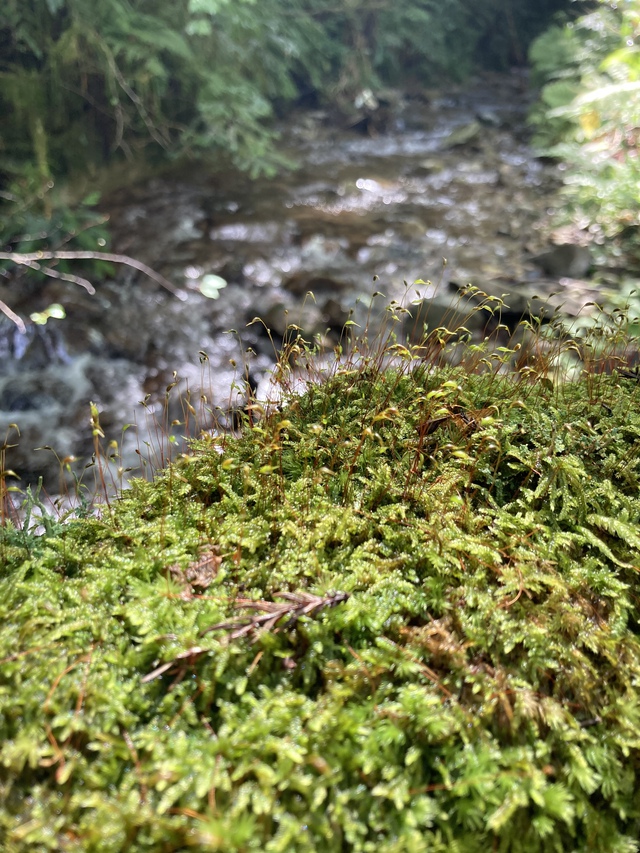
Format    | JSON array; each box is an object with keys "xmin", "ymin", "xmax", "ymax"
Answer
[{"xmin": 0, "ymin": 71, "xmax": 594, "ymax": 493}]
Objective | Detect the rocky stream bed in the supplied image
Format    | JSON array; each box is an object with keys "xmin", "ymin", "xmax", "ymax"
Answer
[{"xmin": 0, "ymin": 72, "xmax": 607, "ymax": 493}]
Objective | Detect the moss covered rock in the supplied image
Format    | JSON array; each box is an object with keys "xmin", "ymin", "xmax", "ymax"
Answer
[{"xmin": 2, "ymin": 357, "xmax": 640, "ymax": 851}]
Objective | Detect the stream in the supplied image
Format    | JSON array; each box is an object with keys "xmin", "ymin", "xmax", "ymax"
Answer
[{"xmin": 0, "ymin": 71, "xmax": 600, "ymax": 495}]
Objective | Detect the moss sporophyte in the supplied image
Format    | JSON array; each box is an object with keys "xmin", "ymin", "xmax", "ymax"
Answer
[{"xmin": 2, "ymin": 303, "xmax": 640, "ymax": 851}]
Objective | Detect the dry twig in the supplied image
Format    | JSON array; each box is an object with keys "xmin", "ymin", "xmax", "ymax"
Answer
[
  {"xmin": 200, "ymin": 591, "xmax": 350, "ymax": 640},
  {"xmin": 141, "ymin": 590, "xmax": 349, "ymax": 684},
  {"xmin": 0, "ymin": 249, "xmax": 184, "ymax": 333}
]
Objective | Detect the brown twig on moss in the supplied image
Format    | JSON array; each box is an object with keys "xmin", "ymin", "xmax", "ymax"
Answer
[
  {"xmin": 200, "ymin": 590, "xmax": 350, "ymax": 640},
  {"xmin": 142, "ymin": 591, "xmax": 349, "ymax": 684}
]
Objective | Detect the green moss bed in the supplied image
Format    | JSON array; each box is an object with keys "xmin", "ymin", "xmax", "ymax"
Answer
[{"xmin": 3, "ymin": 361, "xmax": 640, "ymax": 851}]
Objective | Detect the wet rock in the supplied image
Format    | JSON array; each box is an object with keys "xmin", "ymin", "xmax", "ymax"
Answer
[
  {"xmin": 0, "ymin": 356, "xmax": 94, "ymax": 486},
  {"xmin": 440, "ymin": 120, "xmax": 482, "ymax": 150},
  {"xmin": 1, "ymin": 325, "xmax": 69, "ymax": 372},
  {"xmin": 299, "ymin": 233, "xmax": 351, "ymax": 265},
  {"xmin": 395, "ymin": 218, "xmax": 427, "ymax": 241},
  {"xmin": 403, "ymin": 283, "xmax": 490, "ymax": 343},
  {"xmin": 476, "ymin": 107, "xmax": 502, "ymax": 127},
  {"xmin": 321, "ymin": 297, "xmax": 350, "ymax": 329},
  {"xmin": 530, "ymin": 244, "xmax": 592, "ymax": 279},
  {"xmin": 337, "ymin": 88, "xmax": 404, "ymax": 136},
  {"xmin": 413, "ymin": 157, "xmax": 446, "ymax": 175},
  {"xmin": 539, "ymin": 278, "xmax": 603, "ymax": 319},
  {"xmin": 479, "ymin": 277, "xmax": 603, "ymax": 323},
  {"xmin": 262, "ymin": 300, "xmax": 327, "ymax": 339},
  {"xmin": 283, "ymin": 271, "xmax": 357, "ymax": 297},
  {"xmin": 1, "ymin": 377, "xmax": 64, "ymax": 413}
]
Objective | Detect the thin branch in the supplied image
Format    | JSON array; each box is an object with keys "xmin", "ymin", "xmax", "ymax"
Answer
[
  {"xmin": 200, "ymin": 590, "xmax": 350, "ymax": 640},
  {"xmin": 141, "ymin": 591, "xmax": 350, "ymax": 683},
  {"xmin": 0, "ymin": 299, "xmax": 26, "ymax": 334},
  {"xmin": 0, "ymin": 250, "xmax": 183, "ymax": 297},
  {"xmin": 102, "ymin": 45, "xmax": 172, "ymax": 151},
  {"xmin": 2, "ymin": 256, "xmax": 95, "ymax": 300}
]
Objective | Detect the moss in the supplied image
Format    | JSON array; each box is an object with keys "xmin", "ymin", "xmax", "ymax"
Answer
[{"xmin": 2, "ymin": 353, "xmax": 640, "ymax": 851}]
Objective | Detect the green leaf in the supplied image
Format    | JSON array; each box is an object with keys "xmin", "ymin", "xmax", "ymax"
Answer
[
  {"xmin": 199, "ymin": 274, "xmax": 227, "ymax": 299},
  {"xmin": 30, "ymin": 303, "xmax": 66, "ymax": 325}
]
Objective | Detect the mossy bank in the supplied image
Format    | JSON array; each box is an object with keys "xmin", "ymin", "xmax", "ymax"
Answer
[{"xmin": 2, "ymin": 347, "xmax": 640, "ymax": 852}]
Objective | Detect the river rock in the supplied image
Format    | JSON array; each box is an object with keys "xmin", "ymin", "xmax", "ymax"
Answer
[
  {"xmin": 530, "ymin": 244, "xmax": 592, "ymax": 278},
  {"xmin": 479, "ymin": 277, "xmax": 603, "ymax": 324},
  {"xmin": 261, "ymin": 300, "xmax": 327, "ymax": 339},
  {"xmin": 440, "ymin": 120, "xmax": 482, "ymax": 149},
  {"xmin": 282, "ymin": 270, "xmax": 360, "ymax": 298},
  {"xmin": 403, "ymin": 283, "xmax": 490, "ymax": 343}
]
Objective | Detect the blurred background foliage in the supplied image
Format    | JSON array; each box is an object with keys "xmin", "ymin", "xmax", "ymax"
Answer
[
  {"xmin": 5, "ymin": 0, "xmax": 627, "ymax": 284},
  {"xmin": 529, "ymin": 0, "xmax": 640, "ymax": 269},
  {"xmin": 0, "ymin": 1, "xmax": 571, "ymax": 171}
]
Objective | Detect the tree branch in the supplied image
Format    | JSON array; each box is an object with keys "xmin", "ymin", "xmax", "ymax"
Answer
[{"xmin": 0, "ymin": 250, "xmax": 183, "ymax": 296}]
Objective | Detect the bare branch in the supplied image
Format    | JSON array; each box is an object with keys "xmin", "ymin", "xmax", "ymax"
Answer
[
  {"xmin": 200, "ymin": 590, "xmax": 350, "ymax": 640},
  {"xmin": 0, "ymin": 299, "xmax": 26, "ymax": 334},
  {"xmin": 141, "ymin": 591, "xmax": 349, "ymax": 683},
  {"xmin": 0, "ymin": 250, "xmax": 183, "ymax": 297},
  {"xmin": 102, "ymin": 45, "xmax": 172, "ymax": 151},
  {"xmin": 39, "ymin": 264, "xmax": 96, "ymax": 293}
]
